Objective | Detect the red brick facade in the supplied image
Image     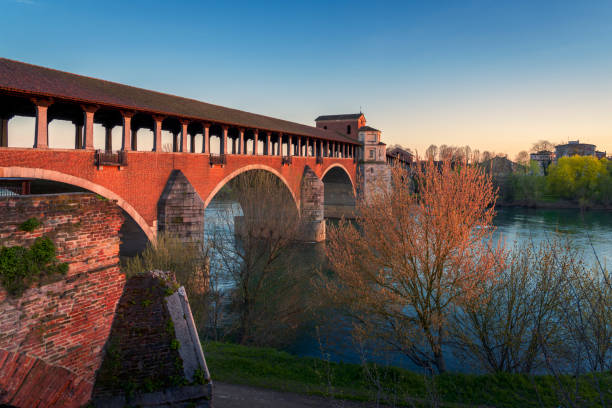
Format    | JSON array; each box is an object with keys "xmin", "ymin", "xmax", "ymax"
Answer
[
  {"xmin": 0, "ymin": 193, "xmax": 124, "ymax": 408},
  {"xmin": 0, "ymin": 148, "xmax": 357, "ymax": 241}
]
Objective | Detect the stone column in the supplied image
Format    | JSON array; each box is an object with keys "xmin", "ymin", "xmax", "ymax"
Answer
[
  {"xmin": 239, "ymin": 128, "xmax": 244, "ymax": 154},
  {"xmin": 288, "ymin": 135, "xmax": 292, "ymax": 156},
  {"xmin": 297, "ymin": 136, "xmax": 301, "ymax": 157},
  {"xmin": 105, "ymin": 125, "xmax": 113, "ymax": 152},
  {"xmin": 266, "ymin": 132, "xmax": 271, "ymax": 155},
  {"xmin": 277, "ymin": 134, "xmax": 283, "ymax": 155},
  {"xmin": 153, "ymin": 115, "xmax": 163, "ymax": 152},
  {"xmin": 0, "ymin": 115, "xmax": 9, "ymax": 147},
  {"xmin": 33, "ymin": 99, "xmax": 52, "ymax": 149},
  {"xmin": 172, "ymin": 132, "xmax": 178, "ymax": 152},
  {"xmin": 253, "ymin": 130, "xmax": 259, "ymax": 155},
  {"xmin": 299, "ymin": 165, "xmax": 325, "ymax": 242},
  {"xmin": 121, "ymin": 111, "xmax": 133, "ymax": 151},
  {"xmin": 181, "ymin": 120, "xmax": 188, "ymax": 152},
  {"xmin": 82, "ymin": 106, "xmax": 97, "ymax": 150},
  {"xmin": 203, "ymin": 124, "xmax": 210, "ymax": 153},
  {"xmin": 73, "ymin": 120, "xmax": 83, "ymax": 149},
  {"xmin": 132, "ymin": 128, "xmax": 138, "ymax": 151},
  {"xmin": 222, "ymin": 126, "xmax": 228, "ymax": 155}
]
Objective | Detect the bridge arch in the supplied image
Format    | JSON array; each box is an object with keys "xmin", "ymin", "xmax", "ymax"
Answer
[
  {"xmin": 0, "ymin": 166, "xmax": 155, "ymax": 242},
  {"xmin": 321, "ymin": 163, "xmax": 357, "ymax": 219},
  {"xmin": 203, "ymin": 164, "xmax": 299, "ymax": 212},
  {"xmin": 321, "ymin": 163, "xmax": 357, "ymax": 197}
]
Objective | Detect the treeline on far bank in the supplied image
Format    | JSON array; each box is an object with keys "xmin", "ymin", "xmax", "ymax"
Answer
[{"xmin": 493, "ymin": 155, "xmax": 612, "ymax": 208}]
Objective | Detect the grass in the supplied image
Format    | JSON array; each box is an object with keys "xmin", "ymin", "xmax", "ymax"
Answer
[{"xmin": 203, "ymin": 341, "xmax": 612, "ymax": 407}]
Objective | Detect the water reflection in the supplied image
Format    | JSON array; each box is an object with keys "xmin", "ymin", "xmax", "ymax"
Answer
[
  {"xmin": 205, "ymin": 202, "xmax": 612, "ymax": 373},
  {"xmin": 494, "ymin": 207, "xmax": 612, "ymax": 267}
]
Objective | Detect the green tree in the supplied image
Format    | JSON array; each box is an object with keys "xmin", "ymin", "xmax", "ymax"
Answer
[{"xmin": 547, "ymin": 156, "xmax": 610, "ymax": 205}]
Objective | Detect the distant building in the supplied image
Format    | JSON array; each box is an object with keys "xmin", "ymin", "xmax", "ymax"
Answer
[
  {"xmin": 481, "ymin": 156, "xmax": 516, "ymax": 177},
  {"xmin": 555, "ymin": 140, "xmax": 595, "ymax": 159},
  {"xmin": 530, "ymin": 150, "xmax": 554, "ymax": 174},
  {"xmin": 553, "ymin": 140, "xmax": 607, "ymax": 162},
  {"xmin": 357, "ymin": 125, "xmax": 390, "ymax": 198},
  {"xmin": 315, "ymin": 113, "xmax": 366, "ymax": 139},
  {"xmin": 386, "ymin": 146, "xmax": 414, "ymax": 170},
  {"xmin": 314, "ymin": 113, "xmax": 391, "ymax": 198}
]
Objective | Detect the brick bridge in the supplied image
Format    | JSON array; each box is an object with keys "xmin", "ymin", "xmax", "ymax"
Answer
[{"xmin": 0, "ymin": 58, "xmax": 363, "ymax": 243}]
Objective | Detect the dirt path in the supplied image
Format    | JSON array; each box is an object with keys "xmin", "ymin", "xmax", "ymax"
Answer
[{"xmin": 213, "ymin": 382, "xmax": 379, "ymax": 408}]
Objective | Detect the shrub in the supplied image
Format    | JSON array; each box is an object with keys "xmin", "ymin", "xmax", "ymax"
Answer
[
  {"xmin": 19, "ymin": 217, "xmax": 41, "ymax": 232},
  {"xmin": 0, "ymin": 236, "xmax": 69, "ymax": 296}
]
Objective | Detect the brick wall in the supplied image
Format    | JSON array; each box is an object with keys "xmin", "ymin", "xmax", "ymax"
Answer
[
  {"xmin": 92, "ymin": 273, "xmax": 184, "ymax": 398},
  {"xmin": 0, "ymin": 193, "xmax": 124, "ymax": 408},
  {"xmin": 0, "ymin": 149, "xmax": 358, "ymax": 237}
]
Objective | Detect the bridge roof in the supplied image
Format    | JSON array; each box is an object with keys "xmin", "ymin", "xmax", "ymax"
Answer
[{"xmin": 0, "ymin": 58, "xmax": 357, "ymax": 144}]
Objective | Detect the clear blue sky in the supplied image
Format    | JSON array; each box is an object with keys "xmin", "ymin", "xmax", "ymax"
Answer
[{"xmin": 2, "ymin": 0, "xmax": 612, "ymax": 157}]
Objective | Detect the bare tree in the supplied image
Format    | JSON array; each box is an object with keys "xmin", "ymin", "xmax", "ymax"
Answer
[
  {"xmin": 481, "ymin": 151, "xmax": 494, "ymax": 162},
  {"xmin": 438, "ymin": 145, "xmax": 455, "ymax": 162},
  {"xmin": 515, "ymin": 150, "xmax": 530, "ymax": 166},
  {"xmin": 450, "ymin": 240, "xmax": 574, "ymax": 374},
  {"xmin": 530, "ymin": 140, "xmax": 555, "ymax": 153},
  {"xmin": 425, "ymin": 144, "xmax": 438, "ymax": 161},
  {"xmin": 471, "ymin": 149, "xmax": 481, "ymax": 164},
  {"xmin": 321, "ymin": 161, "xmax": 505, "ymax": 373},
  {"xmin": 210, "ymin": 170, "xmax": 312, "ymax": 346}
]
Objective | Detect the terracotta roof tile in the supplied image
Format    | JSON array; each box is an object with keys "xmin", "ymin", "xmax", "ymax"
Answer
[
  {"xmin": 315, "ymin": 113, "xmax": 363, "ymax": 121},
  {"xmin": 0, "ymin": 58, "xmax": 357, "ymax": 144}
]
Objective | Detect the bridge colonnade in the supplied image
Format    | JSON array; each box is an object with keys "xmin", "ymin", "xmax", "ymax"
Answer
[{"xmin": 0, "ymin": 93, "xmax": 357, "ymax": 162}]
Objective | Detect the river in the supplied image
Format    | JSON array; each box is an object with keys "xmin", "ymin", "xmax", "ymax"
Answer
[{"xmin": 205, "ymin": 203, "xmax": 612, "ymax": 373}]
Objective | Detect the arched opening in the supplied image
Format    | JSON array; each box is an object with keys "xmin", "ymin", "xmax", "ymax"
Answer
[
  {"xmin": 188, "ymin": 122, "xmax": 204, "ymax": 153},
  {"xmin": 321, "ymin": 165, "xmax": 356, "ymax": 219},
  {"xmin": 0, "ymin": 175, "xmax": 149, "ymax": 258},
  {"xmin": 94, "ymin": 108, "xmax": 123, "ymax": 151},
  {"xmin": 162, "ymin": 117, "xmax": 182, "ymax": 152},
  {"xmin": 47, "ymin": 102, "xmax": 84, "ymax": 149},
  {"xmin": 245, "ymin": 130, "xmax": 255, "ymax": 155},
  {"xmin": 227, "ymin": 127, "xmax": 240, "ymax": 154},
  {"xmin": 256, "ymin": 133, "xmax": 265, "ymax": 155},
  {"xmin": 131, "ymin": 113, "xmax": 155, "ymax": 151},
  {"xmin": 0, "ymin": 94, "xmax": 36, "ymax": 148},
  {"xmin": 209, "ymin": 124, "xmax": 223, "ymax": 155},
  {"xmin": 0, "ymin": 167, "xmax": 154, "ymax": 250}
]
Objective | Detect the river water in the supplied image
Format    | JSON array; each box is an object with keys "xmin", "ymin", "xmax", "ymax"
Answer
[{"xmin": 205, "ymin": 203, "xmax": 612, "ymax": 373}]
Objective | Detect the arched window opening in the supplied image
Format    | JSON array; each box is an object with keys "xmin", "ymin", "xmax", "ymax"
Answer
[
  {"xmin": 48, "ymin": 102, "xmax": 84, "ymax": 149},
  {"xmin": 347, "ymin": 125, "xmax": 351, "ymax": 134},
  {"xmin": 226, "ymin": 128, "xmax": 239, "ymax": 154},
  {"xmin": 209, "ymin": 124, "xmax": 223, "ymax": 155},
  {"xmin": 0, "ymin": 94, "xmax": 36, "ymax": 148},
  {"xmin": 94, "ymin": 109, "xmax": 123, "ymax": 151},
  {"xmin": 256, "ymin": 136, "xmax": 265, "ymax": 156},
  {"xmin": 188, "ymin": 122, "xmax": 204, "ymax": 153},
  {"xmin": 162, "ymin": 117, "xmax": 181, "ymax": 152},
  {"xmin": 131, "ymin": 113, "xmax": 155, "ymax": 151}
]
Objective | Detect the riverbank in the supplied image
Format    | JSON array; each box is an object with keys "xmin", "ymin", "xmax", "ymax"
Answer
[{"xmin": 203, "ymin": 341, "xmax": 611, "ymax": 407}]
